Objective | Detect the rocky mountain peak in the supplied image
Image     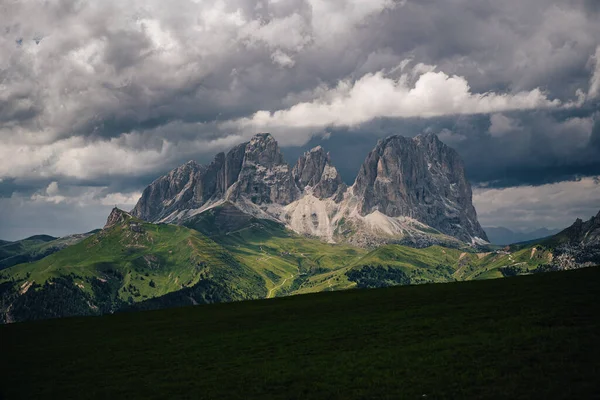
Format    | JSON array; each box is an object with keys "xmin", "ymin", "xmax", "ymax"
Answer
[
  {"xmin": 130, "ymin": 160, "xmax": 204, "ymax": 221},
  {"xmin": 104, "ymin": 208, "xmax": 132, "ymax": 229},
  {"xmin": 183, "ymin": 160, "xmax": 201, "ymax": 167},
  {"xmin": 352, "ymin": 133, "xmax": 488, "ymax": 243},
  {"xmin": 565, "ymin": 210, "xmax": 600, "ymax": 246},
  {"xmin": 243, "ymin": 133, "xmax": 285, "ymax": 168},
  {"xmin": 546, "ymin": 209, "xmax": 600, "ymax": 269},
  {"xmin": 414, "ymin": 131, "xmax": 440, "ymax": 142},
  {"xmin": 225, "ymin": 133, "xmax": 299, "ymax": 205},
  {"xmin": 252, "ymin": 132, "xmax": 275, "ymax": 141},
  {"xmin": 292, "ymin": 146, "xmax": 345, "ymax": 200},
  {"xmin": 131, "ymin": 132, "xmax": 488, "ymax": 246}
]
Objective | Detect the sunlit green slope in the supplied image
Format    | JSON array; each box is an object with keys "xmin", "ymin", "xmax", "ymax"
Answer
[
  {"xmin": 0, "ymin": 209, "xmax": 266, "ymax": 322},
  {"xmin": 0, "ymin": 206, "xmax": 566, "ymax": 323}
]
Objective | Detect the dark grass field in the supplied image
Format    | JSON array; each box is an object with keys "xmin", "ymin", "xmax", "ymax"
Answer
[{"xmin": 1, "ymin": 267, "xmax": 599, "ymax": 399}]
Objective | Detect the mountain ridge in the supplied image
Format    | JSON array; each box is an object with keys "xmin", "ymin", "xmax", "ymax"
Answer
[
  {"xmin": 131, "ymin": 133, "xmax": 488, "ymax": 246},
  {"xmin": 484, "ymin": 226, "xmax": 562, "ymax": 245}
]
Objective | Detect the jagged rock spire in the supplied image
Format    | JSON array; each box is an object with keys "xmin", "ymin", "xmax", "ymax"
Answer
[
  {"xmin": 292, "ymin": 146, "xmax": 345, "ymax": 200},
  {"xmin": 226, "ymin": 132, "xmax": 299, "ymax": 205},
  {"xmin": 104, "ymin": 207, "xmax": 132, "ymax": 229}
]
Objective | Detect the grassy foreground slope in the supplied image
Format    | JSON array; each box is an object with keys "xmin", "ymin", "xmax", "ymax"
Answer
[{"xmin": 1, "ymin": 267, "xmax": 599, "ymax": 399}]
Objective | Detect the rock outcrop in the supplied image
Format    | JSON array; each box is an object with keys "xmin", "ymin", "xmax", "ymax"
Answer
[
  {"xmin": 540, "ymin": 210, "xmax": 600, "ymax": 270},
  {"xmin": 558, "ymin": 210, "xmax": 600, "ymax": 247},
  {"xmin": 104, "ymin": 208, "xmax": 133, "ymax": 229}
]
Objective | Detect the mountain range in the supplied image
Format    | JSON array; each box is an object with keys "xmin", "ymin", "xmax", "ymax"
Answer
[
  {"xmin": 131, "ymin": 132, "xmax": 488, "ymax": 247},
  {"xmin": 483, "ymin": 227, "xmax": 562, "ymax": 246},
  {"xmin": 0, "ymin": 133, "xmax": 598, "ymax": 324}
]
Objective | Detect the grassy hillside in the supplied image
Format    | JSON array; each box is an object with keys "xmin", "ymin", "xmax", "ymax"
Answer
[
  {"xmin": 184, "ymin": 204, "xmax": 547, "ymax": 297},
  {"xmin": 210, "ymin": 219, "xmax": 366, "ymax": 297},
  {"xmin": 0, "ymin": 233, "xmax": 96, "ymax": 270},
  {"xmin": 332, "ymin": 243, "xmax": 554, "ymax": 289},
  {"xmin": 1, "ymin": 267, "xmax": 598, "ymax": 399},
  {"xmin": 0, "ymin": 207, "xmax": 576, "ymax": 323},
  {"xmin": 0, "ymin": 211, "xmax": 266, "ymax": 322},
  {"xmin": 182, "ymin": 203, "xmax": 368, "ymax": 296}
]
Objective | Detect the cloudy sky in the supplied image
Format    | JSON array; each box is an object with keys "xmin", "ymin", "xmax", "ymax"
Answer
[{"xmin": 1, "ymin": 0, "xmax": 600, "ymax": 240}]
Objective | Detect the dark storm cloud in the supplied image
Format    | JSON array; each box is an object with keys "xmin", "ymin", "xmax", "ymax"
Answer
[
  {"xmin": 1, "ymin": 0, "xmax": 599, "ymax": 238},
  {"xmin": 0, "ymin": 198, "xmax": 116, "ymax": 241},
  {"xmin": 282, "ymin": 105, "xmax": 600, "ymax": 189}
]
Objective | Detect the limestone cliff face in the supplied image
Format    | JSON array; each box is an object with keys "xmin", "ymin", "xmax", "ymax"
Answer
[
  {"xmin": 226, "ymin": 133, "xmax": 299, "ymax": 205},
  {"xmin": 131, "ymin": 133, "xmax": 299, "ymax": 222},
  {"xmin": 292, "ymin": 146, "xmax": 345, "ymax": 201},
  {"xmin": 352, "ymin": 133, "xmax": 488, "ymax": 242},
  {"xmin": 131, "ymin": 132, "xmax": 488, "ymax": 245},
  {"xmin": 130, "ymin": 161, "xmax": 204, "ymax": 221}
]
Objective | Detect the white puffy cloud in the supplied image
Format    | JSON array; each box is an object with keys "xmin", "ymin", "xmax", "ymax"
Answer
[
  {"xmin": 45, "ymin": 181, "xmax": 60, "ymax": 196},
  {"xmin": 588, "ymin": 46, "xmax": 600, "ymax": 99},
  {"xmin": 241, "ymin": 13, "xmax": 311, "ymax": 51},
  {"xmin": 1, "ymin": 0, "xmax": 600, "ymax": 239},
  {"xmin": 0, "ymin": 130, "xmax": 244, "ymax": 180},
  {"xmin": 271, "ymin": 50, "xmax": 296, "ymax": 67},
  {"xmin": 437, "ymin": 128, "xmax": 466, "ymax": 143},
  {"xmin": 232, "ymin": 64, "xmax": 562, "ymax": 135},
  {"xmin": 1, "ymin": 0, "xmax": 597, "ymax": 181},
  {"xmin": 304, "ymin": 0, "xmax": 397, "ymax": 39},
  {"xmin": 0, "ymin": 0, "xmax": 400, "ymax": 181}
]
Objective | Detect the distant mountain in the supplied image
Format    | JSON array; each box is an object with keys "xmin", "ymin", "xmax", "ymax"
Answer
[
  {"xmin": 0, "ymin": 232, "xmax": 96, "ymax": 271},
  {"xmin": 132, "ymin": 132, "xmax": 487, "ymax": 247},
  {"xmin": 535, "ymin": 210, "xmax": 600, "ymax": 269},
  {"xmin": 543, "ymin": 210, "xmax": 600, "ymax": 248},
  {"xmin": 484, "ymin": 227, "xmax": 561, "ymax": 245},
  {"xmin": 2, "ymin": 133, "xmax": 596, "ymax": 324},
  {"xmin": 0, "ymin": 206, "xmax": 524, "ymax": 323}
]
